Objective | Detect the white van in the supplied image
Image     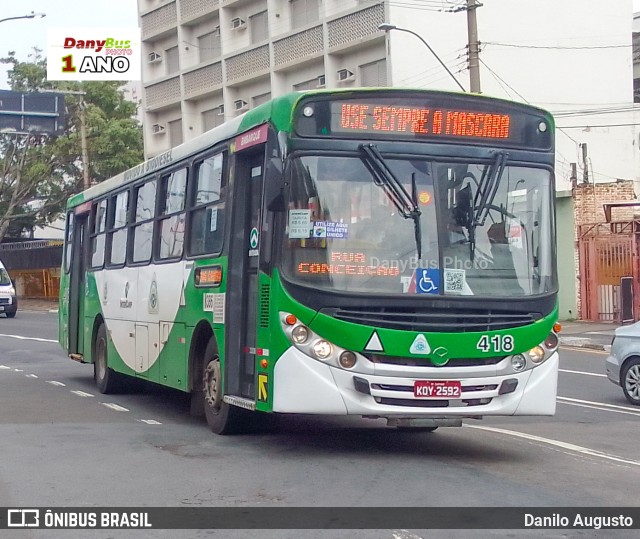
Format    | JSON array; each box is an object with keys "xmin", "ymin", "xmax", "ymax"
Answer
[{"xmin": 0, "ymin": 261, "xmax": 17, "ymax": 318}]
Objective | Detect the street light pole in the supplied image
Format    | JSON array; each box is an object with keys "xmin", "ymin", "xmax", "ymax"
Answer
[
  {"xmin": 378, "ymin": 23, "xmax": 466, "ymax": 92},
  {"xmin": 0, "ymin": 12, "xmax": 46, "ymax": 24}
]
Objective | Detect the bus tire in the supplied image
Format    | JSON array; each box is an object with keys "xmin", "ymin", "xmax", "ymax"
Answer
[
  {"xmin": 397, "ymin": 426, "xmax": 438, "ymax": 433},
  {"xmin": 202, "ymin": 338, "xmax": 246, "ymax": 434},
  {"xmin": 93, "ymin": 323, "xmax": 121, "ymax": 394}
]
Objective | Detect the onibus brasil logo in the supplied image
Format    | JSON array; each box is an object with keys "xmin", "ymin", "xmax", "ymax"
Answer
[{"xmin": 47, "ymin": 27, "xmax": 141, "ymax": 81}]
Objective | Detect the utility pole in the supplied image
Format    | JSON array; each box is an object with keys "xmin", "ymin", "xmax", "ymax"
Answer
[
  {"xmin": 79, "ymin": 99, "xmax": 90, "ymax": 191},
  {"xmin": 466, "ymin": 0, "xmax": 482, "ymax": 93}
]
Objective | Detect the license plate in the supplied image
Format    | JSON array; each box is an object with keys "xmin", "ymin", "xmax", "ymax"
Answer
[{"xmin": 414, "ymin": 380, "xmax": 462, "ymax": 398}]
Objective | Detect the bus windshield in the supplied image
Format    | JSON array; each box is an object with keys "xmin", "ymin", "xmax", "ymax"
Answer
[
  {"xmin": 0, "ymin": 268, "xmax": 11, "ymax": 286},
  {"xmin": 281, "ymin": 154, "xmax": 556, "ymax": 297}
]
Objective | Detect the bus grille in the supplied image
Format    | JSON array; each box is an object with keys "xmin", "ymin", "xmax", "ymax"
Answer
[{"xmin": 324, "ymin": 307, "xmax": 538, "ymax": 332}]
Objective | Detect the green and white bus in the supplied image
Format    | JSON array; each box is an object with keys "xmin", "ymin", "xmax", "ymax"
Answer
[{"xmin": 59, "ymin": 88, "xmax": 559, "ymax": 434}]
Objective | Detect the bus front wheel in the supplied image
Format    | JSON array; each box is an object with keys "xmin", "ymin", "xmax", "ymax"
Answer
[
  {"xmin": 94, "ymin": 324, "xmax": 121, "ymax": 394},
  {"xmin": 202, "ymin": 339, "xmax": 245, "ymax": 434}
]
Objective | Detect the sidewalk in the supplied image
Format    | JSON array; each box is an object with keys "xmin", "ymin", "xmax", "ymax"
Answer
[
  {"xmin": 17, "ymin": 298, "xmax": 58, "ymax": 313},
  {"xmin": 558, "ymin": 320, "xmax": 620, "ymax": 352}
]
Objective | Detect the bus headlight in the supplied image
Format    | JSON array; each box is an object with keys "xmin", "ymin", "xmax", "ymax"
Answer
[
  {"xmin": 528, "ymin": 346, "xmax": 546, "ymax": 364},
  {"xmin": 291, "ymin": 325, "xmax": 309, "ymax": 344},
  {"xmin": 511, "ymin": 354, "xmax": 527, "ymax": 372},
  {"xmin": 339, "ymin": 351, "xmax": 357, "ymax": 369},
  {"xmin": 280, "ymin": 312, "xmax": 363, "ymax": 371},
  {"xmin": 312, "ymin": 340, "xmax": 332, "ymax": 360}
]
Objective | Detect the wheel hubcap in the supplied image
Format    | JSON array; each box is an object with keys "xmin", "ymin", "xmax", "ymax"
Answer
[
  {"xmin": 204, "ymin": 360, "xmax": 222, "ymax": 409},
  {"xmin": 625, "ymin": 364, "xmax": 640, "ymax": 400}
]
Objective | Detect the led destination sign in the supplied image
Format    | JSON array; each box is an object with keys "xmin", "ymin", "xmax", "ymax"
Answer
[
  {"xmin": 337, "ymin": 103, "xmax": 511, "ymax": 139},
  {"xmin": 295, "ymin": 94, "xmax": 553, "ymax": 149}
]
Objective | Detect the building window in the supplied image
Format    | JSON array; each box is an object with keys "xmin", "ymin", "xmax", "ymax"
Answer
[
  {"xmin": 169, "ymin": 118, "xmax": 183, "ymax": 147},
  {"xmin": 252, "ymin": 92, "xmax": 271, "ymax": 107},
  {"xmin": 250, "ymin": 11, "xmax": 268, "ymax": 44},
  {"xmin": 291, "ymin": 0, "xmax": 319, "ymax": 30},
  {"xmin": 165, "ymin": 45, "xmax": 179, "ymax": 75},
  {"xmin": 198, "ymin": 29, "xmax": 221, "ymax": 63},
  {"xmin": 293, "ymin": 76, "xmax": 323, "ymax": 91},
  {"xmin": 360, "ymin": 59, "xmax": 387, "ymax": 87},
  {"xmin": 202, "ymin": 108, "xmax": 224, "ymax": 131}
]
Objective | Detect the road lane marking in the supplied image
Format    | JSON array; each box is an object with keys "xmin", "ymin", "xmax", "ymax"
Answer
[
  {"xmin": 558, "ymin": 396, "xmax": 640, "ymax": 415},
  {"xmin": 13, "ymin": 369, "xmax": 23, "ymax": 372},
  {"xmin": 559, "ymin": 368, "xmax": 607, "ymax": 378},
  {"xmin": 0, "ymin": 333, "xmax": 57, "ymax": 343},
  {"xmin": 137, "ymin": 419, "xmax": 162, "ymax": 425},
  {"xmin": 25, "ymin": 374, "xmax": 38, "ymax": 378},
  {"xmin": 464, "ymin": 424, "xmax": 640, "ymax": 467},
  {"xmin": 101, "ymin": 403, "xmax": 129, "ymax": 412},
  {"xmin": 47, "ymin": 381, "xmax": 66, "ymax": 387},
  {"xmin": 0, "ymin": 365, "xmax": 10, "ymax": 370},
  {"xmin": 71, "ymin": 390, "xmax": 95, "ymax": 398}
]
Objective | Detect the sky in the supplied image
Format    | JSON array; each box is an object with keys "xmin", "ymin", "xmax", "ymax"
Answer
[{"xmin": 0, "ymin": 0, "xmax": 138, "ymax": 88}]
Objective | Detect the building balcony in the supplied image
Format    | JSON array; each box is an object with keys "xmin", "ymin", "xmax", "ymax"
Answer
[
  {"xmin": 179, "ymin": 0, "xmax": 220, "ymax": 25},
  {"xmin": 327, "ymin": 2, "xmax": 384, "ymax": 53},
  {"xmin": 144, "ymin": 75, "xmax": 182, "ymax": 110},
  {"xmin": 183, "ymin": 62, "xmax": 223, "ymax": 99},
  {"xmin": 225, "ymin": 45, "xmax": 270, "ymax": 85},
  {"xmin": 273, "ymin": 25, "xmax": 324, "ymax": 70},
  {"xmin": 141, "ymin": 1, "xmax": 178, "ymax": 40}
]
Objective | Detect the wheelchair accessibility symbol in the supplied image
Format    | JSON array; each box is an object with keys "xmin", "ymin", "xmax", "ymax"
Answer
[{"xmin": 416, "ymin": 268, "xmax": 439, "ymax": 295}]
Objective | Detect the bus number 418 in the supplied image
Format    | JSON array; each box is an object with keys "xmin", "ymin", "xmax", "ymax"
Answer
[{"xmin": 476, "ymin": 334, "xmax": 514, "ymax": 353}]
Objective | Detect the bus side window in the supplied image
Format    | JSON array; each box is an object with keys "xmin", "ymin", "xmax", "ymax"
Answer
[
  {"xmin": 90, "ymin": 199, "xmax": 108, "ymax": 268},
  {"xmin": 107, "ymin": 190, "xmax": 129, "ymax": 266},
  {"xmin": 64, "ymin": 211, "xmax": 74, "ymax": 273},
  {"xmin": 158, "ymin": 168, "xmax": 187, "ymax": 260},
  {"xmin": 189, "ymin": 153, "xmax": 225, "ymax": 256},
  {"xmin": 132, "ymin": 179, "xmax": 157, "ymax": 264}
]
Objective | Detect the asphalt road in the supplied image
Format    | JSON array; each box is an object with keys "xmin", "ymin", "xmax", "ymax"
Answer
[{"xmin": 0, "ymin": 311, "xmax": 638, "ymax": 539}]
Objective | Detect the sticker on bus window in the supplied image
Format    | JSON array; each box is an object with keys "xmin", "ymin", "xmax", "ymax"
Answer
[
  {"xmin": 444, "ymin": 269, "xmax": 465, "ymax": 294},
  {"xmin": 289, "ymin": 209, "xmax": 311, "ymax": 238},
  {"xmin": 415, "ymin": 268, "xmax": 440, "ymax": 294},
  {"xmin": 210, "ymin": 208, "xmax": 218, "ymax": 232},
  {"xmin": 313, "ymin": 221, "xmax": 348, "ymax": 239}
]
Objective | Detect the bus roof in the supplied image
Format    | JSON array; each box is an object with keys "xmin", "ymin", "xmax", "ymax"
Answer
[{"xmin": 67, "ymin": 88, "xmax": 552, "ymax": 209}]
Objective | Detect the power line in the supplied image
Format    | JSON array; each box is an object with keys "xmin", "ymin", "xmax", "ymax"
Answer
[{"xmin": 483, "ymin": 41, "xmax": 630, "ymax": 50}]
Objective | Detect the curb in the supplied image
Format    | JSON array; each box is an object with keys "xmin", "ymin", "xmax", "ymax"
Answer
[{"xmin": 559, "ymin": 337, "xmax": 610, "ymax": 353}]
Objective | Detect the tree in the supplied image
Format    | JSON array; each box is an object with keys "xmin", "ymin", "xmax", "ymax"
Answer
[{"xmin": 0, "ymin": 48, "xmax": 144, "ymax": 241}]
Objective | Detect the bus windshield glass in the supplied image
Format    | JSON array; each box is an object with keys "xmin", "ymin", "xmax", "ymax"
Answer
[
  {"xmin": 0, "ymin": 268, "xmax": 10, "ymax": 286},
  {"xmin": 281, "ymin": 155, "xmax": 555, "ymax": 297}
]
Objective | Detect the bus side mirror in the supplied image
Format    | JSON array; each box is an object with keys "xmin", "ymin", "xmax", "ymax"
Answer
[{"xmin": 265, "ymin": 157, "xmax": 286, "ymax": 212}]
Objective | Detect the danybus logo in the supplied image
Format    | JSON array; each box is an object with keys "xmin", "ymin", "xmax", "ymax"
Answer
[{"xmin": 47, "ymin": 27, "xmax": 141, "ymax": 81}]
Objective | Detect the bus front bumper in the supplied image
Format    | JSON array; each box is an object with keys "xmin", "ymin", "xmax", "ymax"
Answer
[{"xmin": 272, "ymin": 347, "xmax": 558, "ymax": 418}]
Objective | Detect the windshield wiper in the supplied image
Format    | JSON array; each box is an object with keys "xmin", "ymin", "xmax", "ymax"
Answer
[
  {"xmin": 461, "ymin": 151, "xmax": 508, "ymax": 261},
  {"xmin": 473, "ymin": 151, "xmax": 509, "ymax": 227},
  {"xmin": 358, "ymin": 144, "xmax": 423, "ymax": 258}
]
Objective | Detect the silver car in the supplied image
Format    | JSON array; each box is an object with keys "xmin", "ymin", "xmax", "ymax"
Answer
[{"xmin": 606, "ymin": 323, "xmax": 640, "ymax": 406}]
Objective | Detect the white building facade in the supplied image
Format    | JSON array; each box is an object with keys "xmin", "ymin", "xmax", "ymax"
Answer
[{"xmin": 137, "ymin": 0, "xmax": 639, "ymax": 190}]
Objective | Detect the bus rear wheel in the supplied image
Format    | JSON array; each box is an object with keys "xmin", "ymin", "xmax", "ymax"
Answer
[
  {"xmin": 94, "ymin": 324, "xmax": 122, "ymax": 394},
  {"xmin": 202, "ymin": 339, "xmax": 246, "ymax": 434}
]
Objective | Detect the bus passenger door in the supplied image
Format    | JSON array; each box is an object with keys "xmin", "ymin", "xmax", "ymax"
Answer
[
  {"xmin": 226, "ymin": 137, "xmax": 267, "ymax": 400},
  {"xmin": 68, "ymin": 208, "xmax": 89, "ymax": 355}
]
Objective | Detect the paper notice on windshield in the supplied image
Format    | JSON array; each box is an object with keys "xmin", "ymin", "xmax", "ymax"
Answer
[{"xmin": 288, "ymin": 210, "xmax": 311, "ymax": 238}]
